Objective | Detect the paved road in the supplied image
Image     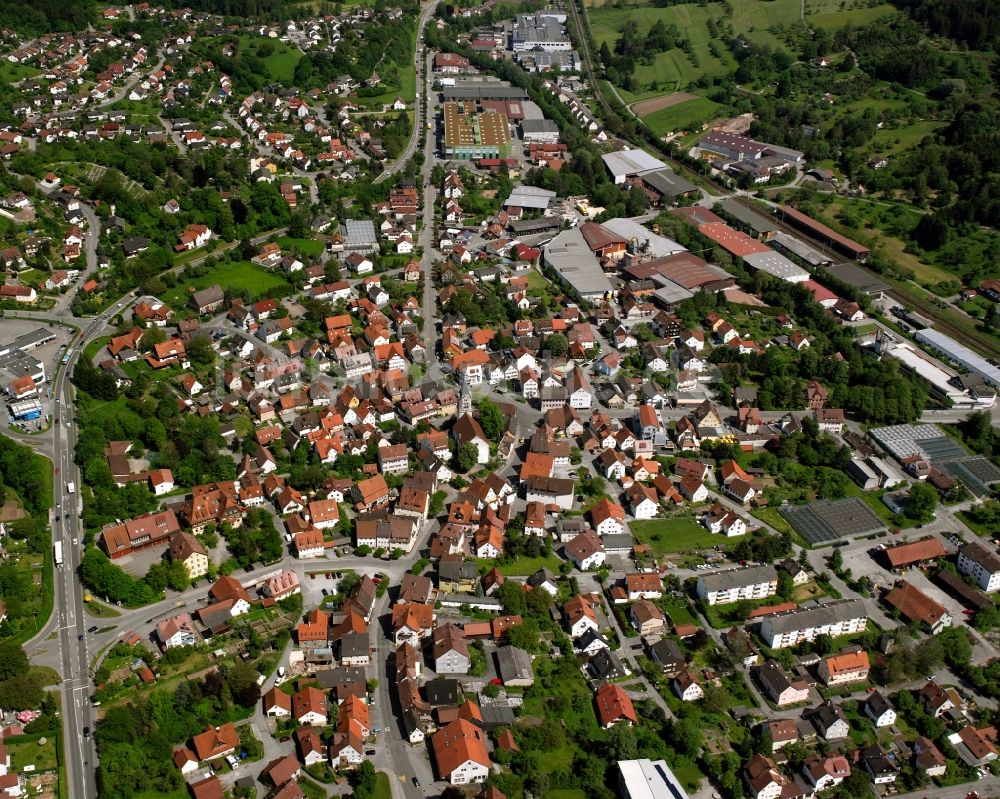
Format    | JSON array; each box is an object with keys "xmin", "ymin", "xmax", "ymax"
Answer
[
  {"xmin": 46, "ymin": 291, "xmax": 138, "ymax": 799},
  {"xmin": 374, "ymin": 2, "xmax": 438, "ymax": 185}
]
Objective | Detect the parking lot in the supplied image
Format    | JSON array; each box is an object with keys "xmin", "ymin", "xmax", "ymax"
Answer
[{"xmin": 0, "ymin": 320, "xmax": 76, "ymax": 431}]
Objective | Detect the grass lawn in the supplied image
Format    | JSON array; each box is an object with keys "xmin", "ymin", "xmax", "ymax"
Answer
[
  {"xmin": 630, "ymin": 515, "xmax": 720, "ymax": 554},
  {"xmin": 8, "ymin": 735, "xmax": 58, "ymax": 773},
  {"xmin": 539, "ymin": 746, "xmax": 576, "ymax": 773},
  {"xmin": 132, "ymin": 790, "xmax": 190, "ymax": 799},
  {"xmin": 804, "ymin": 0, "xmax": 895, "ymax": 29},
  {"xmin": 82, "ymin": 335, "xmax": 111, "ymax": 366},
  {"xmin": 751, "ymin": 506, "xmax": 798, "ymax": 538},
  {"xmin": 0, "ymin": 62, "xmax": 40, "ymax": 82},
  {"xmin": 587, "ymin": 0, "xmax": 797, "ymax": 92},
  {"xmin": 478, "ymin": 553, "xmax": 564, "ymax": 576},
  {"xmin": 278, "ymin": 236, "xmax": 324, "ymax": 256},
  {"xmin": 524, "ymin": 270, "xmax": 551, "ymax": 291},
  {"xmin": 20, "ymin": 269, "xmax": 49, "ymax": 286},
  {"xmin": 236, "ymin": 35, "xmax": 301, "ymax": 83},
  {"xmin": 105, "ymin": 97, "xmax": 165, "ymax": 118},
  {"xmin": 957, "ymin": 509, "xmax": 997, "ymax": 538},
  {"xmin": 78, "ymin": 394, "xmax": 145, "ymax": 434},
  {"xmin": 84, "ymin": 598, "xmax": 121, "ymax": 618},
  {"xmin": 587, "ymin": 3, "xmax": 738, "ymax": 90},
  {"xmin": 163, "ymin": 260, "xmax": 291, "ymax": 309},
  {"xmin": 657, "ymin": 596, "xmax": 697, "ymax": 626},
  {"xmin": 670, "ymin": 757, "xmax": 705, "ymax": 793},
  {"xmin": 357, "ymin": 28, "xmax": 418, "ymax": 106},
  {"xmin": 869, "ymin": 119, "xmax": 945, "ymax": 157},
  {"xmin": 374, "ymin": 772, "xmax": 392, "ymax": 799},
  {"xmin": 642, "ymin": 96, "xmax": 722, "ymax": 135},
  {"xmin": 806, "ymin": 195, "xmax": 992, "ymax": 289}
]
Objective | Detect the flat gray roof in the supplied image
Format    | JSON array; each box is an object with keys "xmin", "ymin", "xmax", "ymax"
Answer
[
  {"xmin": 505, "ymin": 185, "xmax": 556, "ymax": 210},
  {"xmin": 521, "ymin": 119, "xmax": 559, "ymax": 134},
  {"xmin": 717, "ymin": 198, "xmax": 777, "ymax": 234},
  {"xmin": 651, "ymin": 278, "xmax": 694, "ymax": 307},
  {"xmin": 600, "ymin": 217, "xmax": 686, "ymax": 258},
  {"xmin": 619, "ymin": 759, "xmax": 690, "ymax": 799},
  {"xmin": 743, "ymin": 250, "xmax": 809, "ymax": 283},
  {"xmin": 640, "ymin": 168, "xmax": 698, "ymax": 198},
  {"xmin": 442, "ymin": 83, "xmax": 528, "ymax": 100},
  {"xmin": 916, "ymin": 328, "xmax": 1000, "ymax": 388},
  {"xmin": 824, "ymin": 262, "xmax": 889, "ymax": 295},
  {"xmin": 543, "ymin": 227, "xmax": 613, "ymax": 298},
  {"xmin": 771, "ymin": 232, "xmax": 833, "ymax": 266},
  {"xmin": 602, "ymin": 149, "xmax": 667, "ymax": 179}
]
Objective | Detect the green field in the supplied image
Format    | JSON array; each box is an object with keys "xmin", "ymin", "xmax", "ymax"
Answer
[
  {"xmin": 278, "ymin": 236, "xmax": 325, "ymax": 256},
  {"xmin": 630, "ymin": 515, "xmax": 720, "ymax": 554},
  {"xmin": 643, "ymin": 96, "xmax": 723, "ymax": 135},
  {"xmin": 374, "ymin": 772, "xmax": 392, "ymax": 799},
  {"xmin": 588, "ymin": 2, "xmax": 740, "ymax": 90},
  {"xmin": 478, "ymin": 553, "xmax": 564, "ymax": 576},
  {"xmin": 0, "ymin": 62, "xmax": 40, "ymax": 82},
  {"xmin": 163, "ymin": 260, "xmax": 292, "ymax": 309},
  {"xmin": 868, "ymin": 119, "xmax": 946, "ymax": 158},
  {"xmin": 237, "ymin": 35, "xmax": 302, "ymax": 83},
  {"xmin": 356, "ymin": 26, "xmax": 418, "ymax": 106},
  {"xmin": 587, "ymin": 0, "xmax": 893, "ymax": 98},
  {"xmin": 658, "ymin": 596, "xmax": 698, "ymax": 626},
  {"xmin": 805, "ymin": 195, "xmax": 984, "ymax": 288},
  {"xmin": 8, "ymin": 735, "xmax": 58, "ymax": 774},
  {"xmin": 804, "ymin": 0, "xmax": 895, "ymax": 29}
]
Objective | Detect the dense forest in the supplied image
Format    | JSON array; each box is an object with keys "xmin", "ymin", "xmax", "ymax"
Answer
[
  {"xmin": 0, "ymin": 0, "xmax": 94, "ymax": 33},
  {"xmin": 893, "ymin": 0, "xmax": 1000, "ymax": 50}
]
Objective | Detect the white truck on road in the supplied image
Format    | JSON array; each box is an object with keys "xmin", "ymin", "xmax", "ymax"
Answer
[{"xmin": 66, "ymin": 482, "xmax": 75, "ymax": 494}]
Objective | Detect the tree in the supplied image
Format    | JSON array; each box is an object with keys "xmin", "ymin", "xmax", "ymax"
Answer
[
  {"xmin": 457, "ymin": 442, "xmax": 479, "ymax": 472},
  {"xmin": 777, "ymin": 570, "xmax": 795, "ymax": 600},
  {"xmin": 672, "ymin": 716, "xmax": 703, "ymax": 756},
  {"xmin": 0, "ymin": 641, "xmax": 29, "ymax": 681},
  {"xmin": 187, "ymin": 334, "xmax": 215, "ymax": 366},
  {"xmin": 606, "ymin": 724, "xmax": 638, "ymax": 760},
  {"xmin": 351, "ymin": 761, "xmax": 377, "ymax": 799},
  {"xmin": 478, "ymin": 399, "xmax": 504, "ymax": 441},
  {"xmin": 906, "ymin": 481, "xmax": 938, "ymax": 522},
  {"xmin": 545, "ymin": 332, "xmax": 568, "ymax": 357},
  {"xmin": 225, "ymin": 660, "xmax": 261, "ymax": 708}
]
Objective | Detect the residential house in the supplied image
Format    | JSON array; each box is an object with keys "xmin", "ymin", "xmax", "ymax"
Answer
[
  {"xmin": 594, "ymin": 683, "xmax": 638, "ymax": 728},
  {"xmin": 818, "ymin": 651, "xmax": 870, "ymax": 686},
  {"xmin": 753, "ymin": 660, "xmax": 809, "ymax": 707}
]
